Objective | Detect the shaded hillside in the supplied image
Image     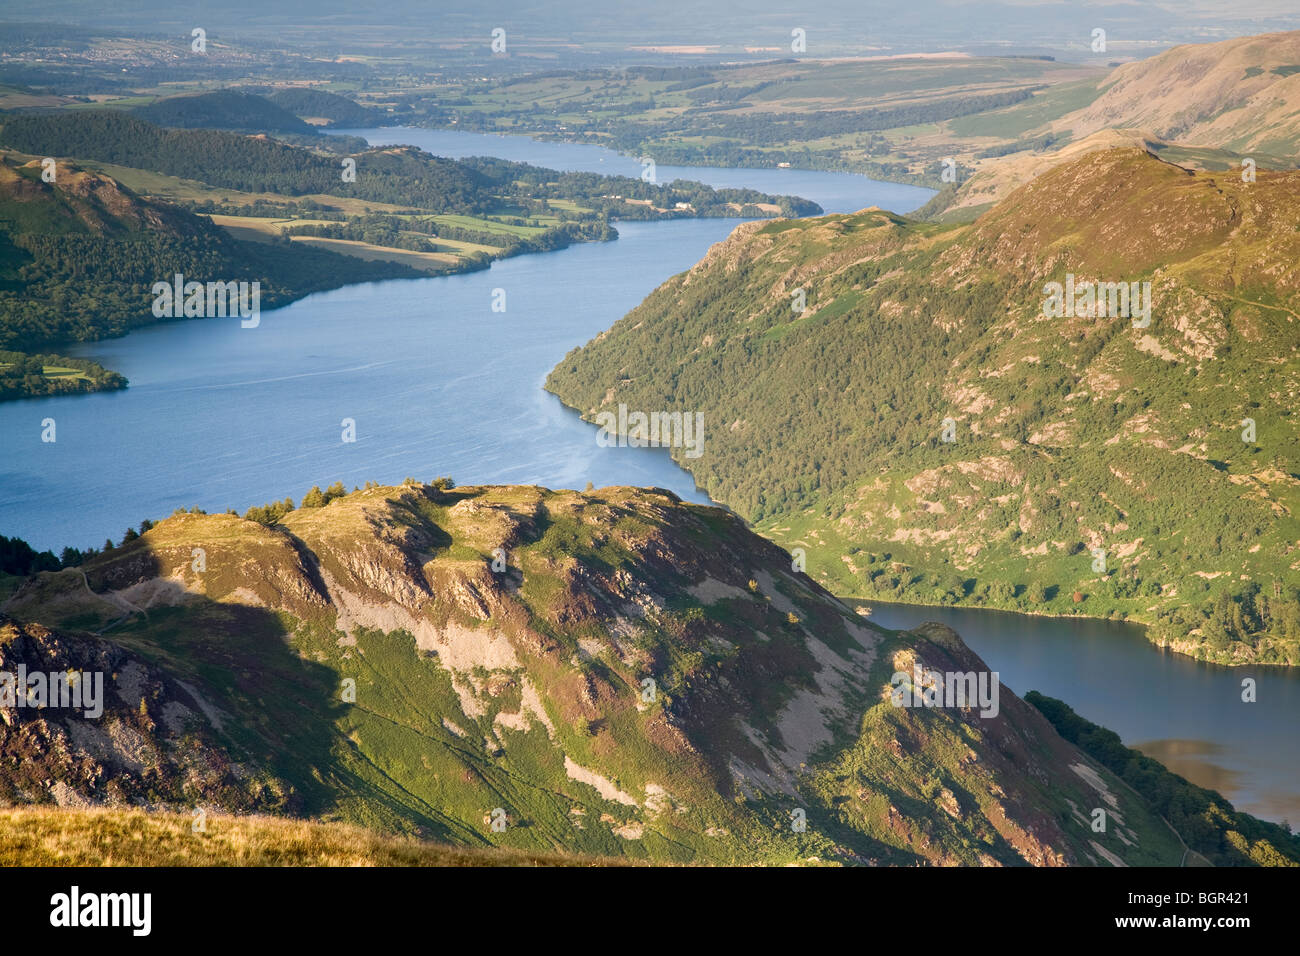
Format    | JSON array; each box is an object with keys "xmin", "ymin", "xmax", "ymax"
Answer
[
  {"xmin": 0, "ymin": 154, "xmax": 418, "ymax": 385},
  {"xmin": 0, "ymin": 481, "xmax": 1211, "ymax": 865},
  {"xmin": 546, "ymin": 148, "xmax": 1300, "ymax": 665},
  {"xmin": 136, "ymin": 90, "xmax": 318, "ymax": 135},
  {"xmin": 265, "ymin": 88, "xmax": 383, "ymax": 128}
]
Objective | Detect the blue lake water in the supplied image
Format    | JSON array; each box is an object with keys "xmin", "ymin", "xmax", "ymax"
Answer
[{"xmin": 0, "ymin": 130, "xmax": 933, "ymax": 552}]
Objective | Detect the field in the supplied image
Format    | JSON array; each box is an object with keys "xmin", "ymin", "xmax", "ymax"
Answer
[{"xmin": 289, "ymin": 236, "xmax": 461, "ymax": 272}]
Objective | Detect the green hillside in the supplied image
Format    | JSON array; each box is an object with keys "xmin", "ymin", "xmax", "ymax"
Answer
[
  {"xmin": 265, "ymin": 88, "xmax": 383, "ymax": 128},
  {"xmin": 546, "ymin": 147, "xmax": 1300, "ymax": 666},
  {"xmin": 3, "ymin": 480, "xmax": 1268, "ymax": 866}
]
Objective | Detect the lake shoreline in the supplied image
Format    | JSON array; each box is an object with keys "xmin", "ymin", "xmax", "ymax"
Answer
[
  {"xmin": 401, "ymin": 121, "xmax": 942, "ymax": 191},
  {"xmin": 844, "ymin": 590, "xmax": 1294, "ymax": 669}
]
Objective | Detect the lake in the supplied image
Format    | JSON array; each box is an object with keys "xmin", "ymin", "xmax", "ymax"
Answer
[
  {"xmin": 1, "ymin": 127, "xmax": 1295, "ymax": 824},
  {"xmin": 0, "ymin": 131, "xmax": 931, "ymax": 553}
]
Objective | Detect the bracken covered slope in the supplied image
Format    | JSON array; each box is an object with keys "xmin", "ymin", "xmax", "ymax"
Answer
[{"xmin": 1052, "ymin": 30, "xmax": 1300, "ymax": 156}]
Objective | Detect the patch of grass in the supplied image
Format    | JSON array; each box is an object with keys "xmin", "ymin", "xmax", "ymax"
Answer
[{"xmin": 0, "ymin": 806, "xmax": 639, "ymax": 866}]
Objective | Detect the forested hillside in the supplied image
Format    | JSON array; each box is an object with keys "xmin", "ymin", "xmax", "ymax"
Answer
[
  {"xmin": 1, "ymin": 111, "xmax": 495, "ymax": 212},
  {"xmin": 547, "ymin": 147, "xmax": 1300, "ymax": 665},
  {"xmin": 265, "ymin": 88, "xmax": 383, "ymax": 128},
  {"xmin": 0, "ymin": 155, "xmax": 419, "ymax": 394},
  {"xmin": 136, "ymin": 90, "xmax": 318, "ymax": 134}
]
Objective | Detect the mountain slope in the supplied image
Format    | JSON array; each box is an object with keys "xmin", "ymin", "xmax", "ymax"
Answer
[
  {"xmin": 921, "ymin": 32, "xmax": 1300, "ymax": 222},
  {"xmin": 1052, "ymin": 30, "xmax": 1300, "ymax": 156},
  {"xmin": 0, "ymin": 481, "xmax": 1225, "ymax": 866},
  {"xmin": 545, "ymin": 147, "xmax": 1300, "ymax": 666}
]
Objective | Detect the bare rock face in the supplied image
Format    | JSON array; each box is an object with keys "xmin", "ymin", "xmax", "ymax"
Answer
[{"xmin": 0, "ymin": 616, "xmax": 296, "ymax": 815}]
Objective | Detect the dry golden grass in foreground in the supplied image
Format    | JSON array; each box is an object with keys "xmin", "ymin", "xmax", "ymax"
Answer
[{"xmin": 0, "ymin": 807, "xmax": 636, "ymax": 867}]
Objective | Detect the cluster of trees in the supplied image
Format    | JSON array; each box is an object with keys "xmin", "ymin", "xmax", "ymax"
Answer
[
  {"xmin": 0, "ymin": 534, "xmax": 61, "ymax": 575},
  {"xmin": 0, "ymin": 517, "xmax": 167, "ymax": 576},
  {"xmin": 186, "ymin": 197, "xmax": 345, "ymax": 219},
  {"xmin": 1153, "ymin": 585, "xmax": 1300, "ymax": 663},
  {"xmin": 285, "ymin": 218, "xmax": 438, "ymax": 252},
  {"xmin": 975, "ymin": 132, "xmax": 1062, "ymax": 159},
  {"xmin": 300, "ymin": 482, "xmax": 349, "ymax": 508},
  {"xmin": 242, "ymin": 477, "xmax": 453, "ymax": 525}
]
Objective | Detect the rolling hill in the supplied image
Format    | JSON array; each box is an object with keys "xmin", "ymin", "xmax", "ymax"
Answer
[
  {"xmin": 265, "ymin": 88, "xmax": 382, "ymax": 129},
  {"xmin": 136, "ymin": 90, "xmax": 319, "ymax": 135}
]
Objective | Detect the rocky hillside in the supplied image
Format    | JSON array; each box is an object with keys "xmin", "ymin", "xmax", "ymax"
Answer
[
  {"xmin": 0, "ymin": 481, "xmax": 1225, "ymax": 865},
  {"xmin": 546, "ymin": 147, "xmax": 1300, "ymax": 666}
]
